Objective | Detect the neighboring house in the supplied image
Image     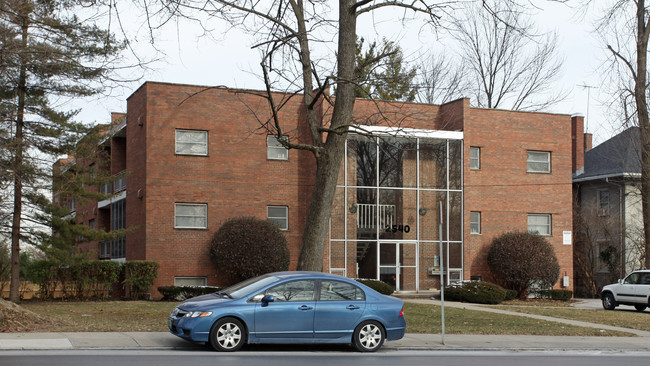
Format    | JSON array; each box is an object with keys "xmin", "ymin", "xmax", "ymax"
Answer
[
  {"xmin": 573, "ymin": 127, "xmax": 644, "ymax": 296},
  {"xmin": 54, "ymin": 81, "xmax": 583, "ymax": 297}
]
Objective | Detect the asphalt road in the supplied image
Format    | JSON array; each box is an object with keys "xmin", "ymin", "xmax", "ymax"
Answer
[{"xmin": 2, "ymin": 350, "xmax": 650, "ymax": 366}]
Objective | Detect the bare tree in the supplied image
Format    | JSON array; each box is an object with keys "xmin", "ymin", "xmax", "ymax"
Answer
[
  {"xmin": 451, "ymin": 2, "xmax": 564, "ymax": 111},
  {"xmin": 593, "ymin": 0, "xmax": 650, "ymax": 269},
  {"xmin": 140, "ymin": 0, "xmax": 449, "ymax": 271},
  {"xmin": 416, "ymin": 53, "xmax": 468, "ymax": 105}
]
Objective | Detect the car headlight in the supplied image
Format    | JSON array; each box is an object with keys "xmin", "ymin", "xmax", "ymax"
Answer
[{"xmin": 184, "ymin": 311, "xmax": 213, "ymax": 318}]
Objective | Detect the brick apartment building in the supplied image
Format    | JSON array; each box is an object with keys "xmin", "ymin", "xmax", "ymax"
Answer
[{"xmin": 55, "ymin": 81, "xmax": 584, "ymax": 296}]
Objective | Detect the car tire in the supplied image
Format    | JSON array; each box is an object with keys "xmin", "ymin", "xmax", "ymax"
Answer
[
  {"xmin": 634, "ymin": 305, "xmax": 647, "ymax": 312},
  {"xmin": 209, "ymin": 317, "xmax": 246, "ymax": 352},
  {"xmin": 352, "ymin": 320, "xmax": 385, "ymax": 352},
  {"xmin": 602, "ymin": 293, "xmax": 617, "ymax": 310}
]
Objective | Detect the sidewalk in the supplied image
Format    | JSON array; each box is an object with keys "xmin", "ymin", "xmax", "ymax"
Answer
[{"xmin": 1, "ymin": 298, "xmax": 648, "ymax": 352}]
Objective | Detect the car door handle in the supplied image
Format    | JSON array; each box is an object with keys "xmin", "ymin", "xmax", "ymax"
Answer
[
  {"xmin": 298, "ymin": 305, "xmax": 313, "ymax": 311},
  {"xmin": 346, "ymin": 305, "xmax": 360, "ymax": 310}
]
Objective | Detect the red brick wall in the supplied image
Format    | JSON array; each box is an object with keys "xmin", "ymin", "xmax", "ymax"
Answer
[
  {"xmin": 130, "ymin": 82, "xmax": 316, "ymax": 292},
  {"xmin": 463, "ymin": 107, "xmax": 574, "ymax": 291}
]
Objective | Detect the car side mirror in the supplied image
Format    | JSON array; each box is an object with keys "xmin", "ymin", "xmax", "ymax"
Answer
[
  {"xmin": 618, "ymin": 279, "xmax": 623, "ymax": 284},
  {"xmin": 261, "ymin": 294, "xmax": 275, "ymax": 307}
]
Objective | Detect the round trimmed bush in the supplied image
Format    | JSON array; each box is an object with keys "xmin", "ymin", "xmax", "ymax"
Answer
[
  {"xmin": 487, "ymin": 231, "xmax": 560, "ymax": 299},
  {"xmin": 444, "ymin": 281, "xmax": 506, "ymax": 304},
  {"xmin": 356, "ymin": 279, "xmax": 394, "ymax": 295},
  {"xmin": 210, "ymin": 217, "xmax": 290, "ymax": 284}
]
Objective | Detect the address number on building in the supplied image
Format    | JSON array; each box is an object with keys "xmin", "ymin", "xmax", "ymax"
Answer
[{"xmin": 385, "ymin": 225, "xmax": 411, "ymax": 233}]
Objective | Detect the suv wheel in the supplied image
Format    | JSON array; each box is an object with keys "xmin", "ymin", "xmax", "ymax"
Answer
[
  {"xmin": 602, "ymin": 293, "xmax": 617, "ymax": 310},
  {"xmin": 634, "ymin": 305, "xmax": 647, "ymax": 312}
]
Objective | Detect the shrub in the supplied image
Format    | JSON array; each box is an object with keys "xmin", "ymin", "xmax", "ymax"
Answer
[
  {"xmin": 487, "ymin": 231, "xmax": 560, "ymax": 299},
  {"xmin": 210, "ymin": 217, "xmax": 290, "ymax": 284},
  {"xmin": 504, "ymin": 289, "xmax": 518, "ymax": 301},
  {"xmin": 536, "ymin": 289, "xmax": 573, "ymax": 301},
  {"xmin": 78, "ymin": 261, "xmax": 122, "ymax": 299},
  {"xmin": 158, "ymin": 286, "xmax": 223, "ymax": 301},
  {"xmin": 356, "ymin": 279, "xmax": 394, "ymax": 295},
  {"xmin": 443, "ymin": 281, "xmax": 506, "ymax": 304},
  {"xmin": 123, "ymin": 261, "xmax": 160, "ymax": 300}
]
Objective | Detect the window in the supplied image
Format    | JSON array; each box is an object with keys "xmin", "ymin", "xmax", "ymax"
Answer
[
  {"xmin": 175, "ymin": 129, "xmax": 208, "ymax": 156},
  {"xmin": 320, "ymin": 281, "xmax": 365, "ymax": 301},
  {"xmin": 267, "ymin": 206, "xmax": 288, "ymax": 230},
  {"xmin": 470, "ymin": 212, "xmax": 481, "ymax": 234},
  {"xmin": 470, "ymin": 147, "xmax": 480, "ymax": 169},
  {"xmin": 528, "ymin": 214, "xmax": 551, "ymax": 236},
  {"xmin": 267, "ymin": 135, "xmax": 289, "ymax": 160},
  {"xmin": 598, "ymin": 190, "xmax": 610, "ymax": 216},
  {"xmin": 174, "ymin": 277, "xmax": 208, "ymax": 287},
  {"xmin": 175, "ymin": 203, "xmax": 208, "ymax": 229},
  {"xmin": 88, "ymin": 219, "xmax": 95, "ymax": 229},
  {"xmin": 264, "ymin": 280, "xmax": 315, "ymax": 302},
  {"xmin": 527, "ymin": 151, "xmax": 551, "ymax": 173}
]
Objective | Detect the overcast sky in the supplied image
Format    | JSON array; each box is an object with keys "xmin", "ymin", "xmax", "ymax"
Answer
[{"xmin": 70, "ymin": 1, "xmax": 618, "ymax": 146}]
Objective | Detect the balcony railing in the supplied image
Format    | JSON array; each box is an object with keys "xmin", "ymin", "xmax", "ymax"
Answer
[{"xmin": 357, "ymin": 203, "xmax": 395, "ymax": 229}]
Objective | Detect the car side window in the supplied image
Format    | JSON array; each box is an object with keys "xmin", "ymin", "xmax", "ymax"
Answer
[
  {"xmin": 319, "ymin": 280, "xmax": 365, "ymax": 301},
  {"xmin": 640, "ymin": 273, "xmax": 650, "ymax": 285},
  {"xmin": 624, "ymin": 273, "xmax": 640, "ymax": 285},
  {"xmin": 265, "ymin": 280, "xmax": 315, "ymax": 302}
]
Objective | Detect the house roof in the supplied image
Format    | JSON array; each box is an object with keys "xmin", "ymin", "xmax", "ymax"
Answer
[{"xmin": 574, "ymin": 126, "xmax": 641, "ymax": 182}]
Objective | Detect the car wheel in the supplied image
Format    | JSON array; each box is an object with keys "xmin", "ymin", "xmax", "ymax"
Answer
[
  {"xmin": 602, "ymin": 293, "xmax": 617, "ymax": 310},
  {"xmin": 209, "ymin": 317, "xmax": 246, "ymax": 352},
  {"xmin": 352, "ymin": 320, "xmax": 385, "ymax": 352},
  {"xmin": 634, "ymin": 305, "xmax": 647, "ymax": 312}
]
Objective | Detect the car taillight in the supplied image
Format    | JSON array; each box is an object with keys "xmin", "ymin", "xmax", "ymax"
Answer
[{"xmin": 399, "ymin": 306, "xmax": 404, "ymax": 317}]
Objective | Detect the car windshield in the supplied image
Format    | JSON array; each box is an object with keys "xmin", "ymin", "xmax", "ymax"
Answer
[{"xmin": 220, "ymin": 274, "xmax": 282, "ymax": 299}]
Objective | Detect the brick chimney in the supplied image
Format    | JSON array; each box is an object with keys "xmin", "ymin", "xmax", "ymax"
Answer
[
  {"xmin": 571, "ymin": 115, "xmax": 585, "ymax": 175},
  {"xmin": 584, "ymin": 133, "xmax": 593, "ymax": 152}
]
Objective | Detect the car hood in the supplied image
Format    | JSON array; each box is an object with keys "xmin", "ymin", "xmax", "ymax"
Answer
[{"xmin": 179, "ymin": 293, "xmax": 233, "ymax": 310}]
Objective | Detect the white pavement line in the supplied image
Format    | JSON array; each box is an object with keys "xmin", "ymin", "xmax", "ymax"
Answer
[{"xmin": 0, "ymin": 338, "xmax": 73, "ymax": 350}]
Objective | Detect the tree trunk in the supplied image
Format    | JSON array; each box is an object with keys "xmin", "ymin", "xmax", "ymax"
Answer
[
  {"xmin": 297, "ymin": 0, "xmax": 358, "ymax": 271},
  {"xmin": 9, "ymin": 4, "xmax": 28, "ymax": 304},
  {"xmin": 635, "ymin": 0, "xmax": 650, "ymax": 270}
]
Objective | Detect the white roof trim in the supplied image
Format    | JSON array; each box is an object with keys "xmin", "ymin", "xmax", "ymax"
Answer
[
  {"xmin": 351, "ymin": 125, "xmax": 463, "ymax": 140},
  {"xmin": 573, "ymin": 172, "xmax": 641, "ymax": 183}
]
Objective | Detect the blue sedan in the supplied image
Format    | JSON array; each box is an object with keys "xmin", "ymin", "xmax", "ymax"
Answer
[{"xmin": 168, "ymin": 271, "xmax": 406, "ymax": 352}]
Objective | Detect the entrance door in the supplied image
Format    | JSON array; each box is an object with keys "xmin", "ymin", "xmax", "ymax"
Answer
[{"xmin": 379, "ymin": 242, "xmax": 417, "ymax": 291}]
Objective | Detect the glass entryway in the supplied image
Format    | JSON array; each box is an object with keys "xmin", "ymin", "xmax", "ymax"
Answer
[
  {"xmin": 379, "ymin": 242, "xmax": 417, "ymax": 291},
  {"xmin": 329, "ymin": 128, "xmax": 464, "ymax": 291}
]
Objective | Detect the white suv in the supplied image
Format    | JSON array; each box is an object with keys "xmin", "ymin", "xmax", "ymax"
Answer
[{"xmin": 601, "ymin": 270, "xmax": 650, "ymax": 312}]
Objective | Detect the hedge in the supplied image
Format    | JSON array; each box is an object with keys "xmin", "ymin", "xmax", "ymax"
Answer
[
  {"xmin": 536, "ymin": 289, "xmax": 573, "ymax": 301},
  {"xmin": 356, "ymin": 279, "xmax": 394, "ymax": 295},
  {"xmin": 158, "ymin": 286, "xmax": 223, "ymax": 301},
  {"xmin": 444, "ymin": 281, "xmax": 507, "ymax": 305}
]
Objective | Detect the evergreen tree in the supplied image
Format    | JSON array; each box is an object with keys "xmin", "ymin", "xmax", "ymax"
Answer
[
  {"xmin": 0, "ymin": 0, "xmax": 125, "ymax": 302},
  {"xmin": 355, "ymin": 37, "xmax": 417, "ymax": 102}
]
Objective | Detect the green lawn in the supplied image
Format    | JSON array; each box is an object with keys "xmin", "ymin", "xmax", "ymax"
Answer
[
  {"xmin": 18, "ymin": 300, "xmax": 635, "ymax": 336},
  {"xmin": 488, "ymin": 305, "xmax": 650, "ymax": 332},
  {"xmin": 403, "ymin": 302, "xmax": 632, "ymax": 336}
]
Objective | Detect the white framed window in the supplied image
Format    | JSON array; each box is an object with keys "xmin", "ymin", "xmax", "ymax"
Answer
[
  {"xmin": 267, "ymin": 135, "xmax": 289, "ymax": 160},
  {"xmin": 527, "ymin": 151, "xmax": 551, "ymax": 173},
  {"xmin": 528, "ymin": 214, "xmax": 551, "ymax": 236},
  {"xmin": 470, "ymin": 211, "xmax": 481, "ymax": 234},
  {"xmin": 174, "ymin": 277, "xmax": 208, "ymax": 287},
  {"xmin": 598, "ymin": 190, "xmax": 610, "ymax": 216},
  {"xmin": 175, "ymin": 203, "xmax": 208, "ymax": 229},
  {"xmin": 267, "ymin": 205, "xmax": 289, "ymax": 230},
  {"xmin": 470, "ymin": 147, "xmax": 480, "ymax": 170},
  {"xmin": 175, "ymin": 129, "xmax": 208, "ymax": 156}
]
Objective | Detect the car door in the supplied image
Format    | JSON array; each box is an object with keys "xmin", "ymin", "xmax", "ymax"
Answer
[
  {"xmin": 313, "ymin": 280, "xmax": 366, "ymax": 339},
  {"xmin": 253, "ymin": 279, "xmax": 316, "ymax": 339},
  {"xmin": 635, "ymin": 273, "xmax": 650, "ymax": 303},
  {"xmin": 617, "ymin": 272, "xmax": 640, "ymax": 303}
]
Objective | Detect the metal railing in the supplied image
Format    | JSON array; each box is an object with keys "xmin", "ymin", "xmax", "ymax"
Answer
[{"xmin": 357, "ymin": 203, "xmax": 395, "ymax": 229}]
